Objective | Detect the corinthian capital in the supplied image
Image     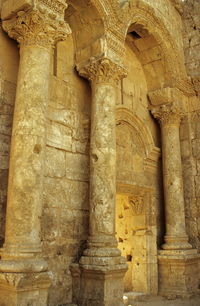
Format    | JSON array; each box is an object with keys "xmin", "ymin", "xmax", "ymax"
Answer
[
  {"xmin": 150, "ymin": 103, "xmax": 184, "ymax": 126},
  {"xmin": 2, "ymin": 0, "xmax": 71, "ymax": 47},
  {"xmin": 148, "ymin": 87, "xmax": 186, "ymax": 125},
  {"xmin": 77, "ymin": 58, "xmax": 127, "ymax": 85}
]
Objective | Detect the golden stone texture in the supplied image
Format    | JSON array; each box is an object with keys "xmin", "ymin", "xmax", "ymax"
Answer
[
  {"xmin": 0, "ymin": 0, "xmax": 200, "ymax": 306},
  {"xmin": 0, "ymin": 0, "xmax": 71, "ymax": 305}
]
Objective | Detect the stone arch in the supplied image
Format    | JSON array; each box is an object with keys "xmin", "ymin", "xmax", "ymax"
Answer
[
  {"xmin": 116, "ymin": 107, "xmax": 156, "ymax": 158},
  {"xmin": 115, "ymin": 107, "xmax": 160, "ymax": 294},
  {"xmin": 65, "ymin": 0, "xmax": 119, "ymax": 65},
  {"xmin": 119, "ymin": 0, "xmax": 187, "ymax": 91}
]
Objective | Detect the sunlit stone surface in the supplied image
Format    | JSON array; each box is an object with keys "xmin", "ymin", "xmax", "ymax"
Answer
[{"xmin": 0, "ymin": 0, "xmax": 200, "ymax": 305}]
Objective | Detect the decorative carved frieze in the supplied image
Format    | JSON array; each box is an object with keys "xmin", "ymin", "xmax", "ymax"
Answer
[
  {"xmin": 2, "ymin": 0, "xmax": 71, "ymax": 47},
  {"xmin": 78, "ymin": 58, "xmax": 127, "ymax": 85},
  {"xmin": 129, "ymin": 195, "xmax": 144, "ymax": 215}
]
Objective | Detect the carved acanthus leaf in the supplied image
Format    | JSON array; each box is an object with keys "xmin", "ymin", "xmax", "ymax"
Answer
[
  {"xmin": 129, "ymin": 195, "xmax": 144, "ymax": 215},
  {"xmin": 2, "ymin": 1, "xmax": 71, "ymax": 47},
  {"xmin": 78, "ymin": 58, "xmax": 127, "ymax": 85},
  {"xmin": 150, "ymin": 103, "xmax": 185, "ymax": 126}
]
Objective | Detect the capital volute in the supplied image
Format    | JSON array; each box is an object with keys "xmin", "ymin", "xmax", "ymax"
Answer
[
  {"xmin": 77, "ymin": 58, "xmax": 127, "ymax": 85},
  {"xmin": 2, "ymin": 0, "xmax": 71, "ymax": 47}
]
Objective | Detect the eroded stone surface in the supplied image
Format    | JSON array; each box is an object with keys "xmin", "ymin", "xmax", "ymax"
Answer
[{"xmin": 0, "ymin": 0, "xmax": 200, "ymax": 305}]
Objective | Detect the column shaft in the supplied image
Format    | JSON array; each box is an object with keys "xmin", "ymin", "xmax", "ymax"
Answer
[
  {"xmin": 77, "ymin": 58, "xmax": 127, "ymax": 306},
  {"xmin": 148, "ymin": 94, "xmax": 192, "ymax": 250},
  {"xmin": 161, "ymin": 121, "xmax": 191, "ymax": 249},
  {"xmin": 1, "ymin": 3, "xmax": 71, "ymax": 261},
  {"xmin": 3, "ymin": 44, "xmax": 51, "ymax": 258},
  {"xmin": 78, "ymin": 58, "xmax": 127, "ymax": 254},
  {"xmin": 89, "ymin": 81, "xmax": 117, "ymax": 248}
]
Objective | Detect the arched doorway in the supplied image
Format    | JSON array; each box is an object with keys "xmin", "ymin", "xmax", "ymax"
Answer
[{"xmin": 115, "ymin": 36, "xmax": 162, "ymax": 295}]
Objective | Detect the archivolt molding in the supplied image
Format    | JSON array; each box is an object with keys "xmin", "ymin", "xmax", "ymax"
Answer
[
  {"xmin": 116, "ymin": 107, "xmax": 157, "ymax": 156},
  {"xmin": 119, "ymin": 1, "xmax": 187, "ymax": 84},
  {"xmin": 66, "ymin": 0, "xmax": 126, "ymax": 66},
  {"xmin": 116, "ymin": 107, "xmax": 161, "ymax": 172},
  {"xmin": 68, "ymin": 0, "xmax": 192, "ymax": 95}
]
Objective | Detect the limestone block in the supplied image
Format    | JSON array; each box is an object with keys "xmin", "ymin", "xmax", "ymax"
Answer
[
  {"xmin": 48, "ymin": 107, "xmax": 78, "ymax": 128},
  {"xmin": 0, "ymin": 155, "xmax": 9, "ymax": 170},
  {"xmin": 3, "ymin": 80, "xmax": 16, "ymax": 106},
  {"xmin": 65, "ymin": 152, "xmax": 89, "ymax": 181},
  {"xmin": 60, "ymin": 209, "xmax": 89, "ymax": 240},
  {"xmin": 43, "ymin": 177, "xmax": 89, "ymax": 211},
  {"xmin": 0, "ymin": 102, "xmax": 13, "ymax": 116},
  {"xmin": 47, "ymin": 121, "xmax": 72, "ymax": 152},
  {"xmin": 49, "ymin": 76, "xmax": 71, "ymax": 109},
  {"xmin": 194, "ymin": 175, "xmax": 200, "ymax": 197},
  {"xmin": 0, "ymin": 114, "xmax": 12, "ymax": 135},
  {"xmin": 0, "ymin": 134, "xmax": 10, "ymax": 156},
  {"xmin": 45, "ymin": 146, "xmax": 66, "ymax": 178}
]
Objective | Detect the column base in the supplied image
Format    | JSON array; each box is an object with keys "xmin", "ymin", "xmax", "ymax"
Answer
[
  {"xmin": 158, "ymin": 249, "xmax": 200, "ymax": 298},
  {"xmin": 162, "ymin": 235, "xmax": 192, "ymax": 250},
  {"xmin": 0, "ymin": 243, "xmax": 42, "ymax": 259},
  {"xmin": 0, "ymin": 259, "xmax": 51, "ymax": 306},
  {"xmin": 74, "ymin": 251, "xmax": 127, "ymax": 306},
  {"xmin": 0, "ymin": 271, "xmax": 51, "ymax": 306}
]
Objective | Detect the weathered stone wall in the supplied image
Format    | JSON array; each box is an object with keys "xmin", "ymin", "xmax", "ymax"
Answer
[
  {"xmin": 0, "ymin": 24, "xmax": 18, "ymax": 246},
  {"xmin": 181, "ymin": 0, "xmax": 200, "ymax": 250},
  {"xmin": 41, "ymin": 36, "xmax": 91, "ymax": 306},
  {"xmin": 183, "ymin": 0, "xmax": 200, "ymax": 80},
  {"xmin": 0, "ymin": 26, "xmax": 91, "ymax": 304},
  {"xmin": 0, "ymin": 0, "xmax": 199, "ymax": 305}
]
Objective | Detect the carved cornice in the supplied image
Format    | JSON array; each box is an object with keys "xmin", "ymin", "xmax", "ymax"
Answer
[
  {"xmin": 150, "ymin": 103, "xmax": 184, "ymax": 126},
  {"xmin": 77, "ymin": 58, "xmax": 127, "ymax": 85},
  {"xmin": 2, "ymin": 1, "xmax": 71, "ymax": 47}
]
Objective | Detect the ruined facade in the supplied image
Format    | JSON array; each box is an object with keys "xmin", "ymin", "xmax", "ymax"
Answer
[{"xmin": 0, "ymin": 0, "xmax": 200, "ymax": 305}]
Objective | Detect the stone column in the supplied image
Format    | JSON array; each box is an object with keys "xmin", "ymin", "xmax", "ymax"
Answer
[
  {"xmin": 148, "ymin": 88, "xmax": 200, "ymax": 297},
  {"xmin": 77, "ymin": 58, "xmax": 127, "ymax": 306},
  {"xmin": 0, "ymin": 2, "xmax": 71, "ymax": 305},
  {"xmin": 151, "ymin": 103, "xmax": 191, "ymax": 250}
]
